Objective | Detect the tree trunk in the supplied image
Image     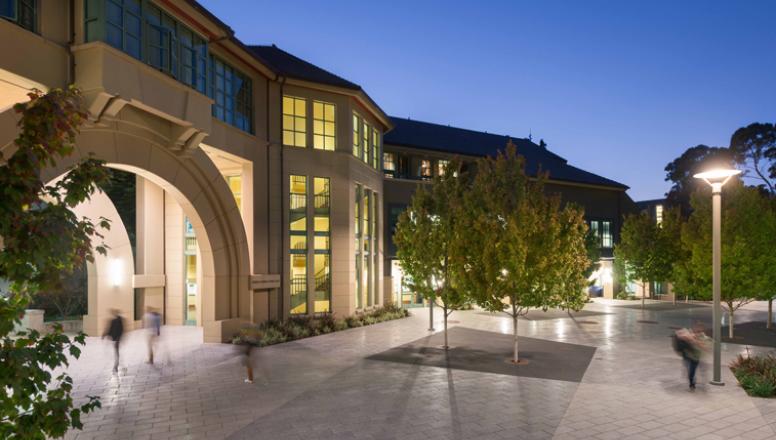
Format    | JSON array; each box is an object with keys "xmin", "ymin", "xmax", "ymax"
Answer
[
  {"xmin": 443, "ymin": 305, "xmax": 449, "ymax": 349},
  {"xmin": 729, "ymin": 307, "xmax": 735, "ymax": 339},
  {"xmin": 512, "ymin": 312, "xmax": 519, "ymax": 363},
  {"xmin": 641, "ymin": 282, "xmax": 646, "ymax": 308},
  {"xmin": 768, "ymin": 299, "xmax": 773, "ymax": 330}
]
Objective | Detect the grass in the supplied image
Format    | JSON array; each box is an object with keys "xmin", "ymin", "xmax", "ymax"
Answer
[
  {"xmin": 232, "ymin": 304, "xmax": 409, "ymax": 347},
  {"xmin": 730, "ymin": 353, "xmax": 776, "ymax": 398}
]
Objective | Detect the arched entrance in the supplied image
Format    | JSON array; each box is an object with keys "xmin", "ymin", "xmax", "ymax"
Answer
[{"xmin": 41, "ymin": 117, "xmax": 252, "ymax": 342}]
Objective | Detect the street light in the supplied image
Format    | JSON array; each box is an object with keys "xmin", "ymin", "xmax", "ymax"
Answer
[{"xmin": 693, "ymin": 167, "xmax": 741, "ymax": 386}]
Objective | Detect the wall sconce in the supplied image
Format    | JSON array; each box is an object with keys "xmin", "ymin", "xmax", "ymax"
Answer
[{"xmin": 109, "ymin": 259, "xmax": 123, "ymax": 287}]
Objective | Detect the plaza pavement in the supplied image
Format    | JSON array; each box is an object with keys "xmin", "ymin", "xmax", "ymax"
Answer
[{"xmin": 62, "ymin": 300, "xmax": 776, "ymax": 440}]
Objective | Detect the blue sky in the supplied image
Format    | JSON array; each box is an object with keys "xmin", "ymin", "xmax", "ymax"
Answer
[{"xmin": 200, "ymin": 0, "xmax": 776, "ymax": 201}]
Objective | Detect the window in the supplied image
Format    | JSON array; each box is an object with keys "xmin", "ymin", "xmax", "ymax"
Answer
[
  {"xmin": 85, "ymin": 1, "xmax": 212, "ymax": 96},
  {"xmin": 1, "ymin": 0, "xmax": 37, "ymax": 33},
  {"xmin": 655, "ymin": 204, "xmax": 663, "ymax": 225},
  {"xmin": 437, "ymin": 159, "xmax": 449, "ymax": 176},
  {"xmin": 313, "ymin": 101, "xmax": 335, "ymax": 151},
  {"xmin": 355, "ymin": 184, "xmax": 363, "ymax": 309},
  {"xmin": 601, "ymin": 221, "xmax": 612, "ymax": 248},
  {"xmin": 225, "ymin": 175, "xmax": 241, "ymax": 211},
  {"xmin": 419, "ymin": 159, "xmax": 432, "ymax": 180},
  {"xmin": 362, "ymin": 120, "xmax": 370, "ymax": 163},
  {"xmin": 283, "ymin": 96, "xmax": 306, "ymax": 147},
  {"xmin": 589, "ymin": 220, "xmax": 613, "ymax": 249},
  {"xmin": 289, "ymin": 175, "xmax": 307, "ymax": 315},
  {"xmin": 313, "ymin": 178, "xmax": 331, "ymax": 313},
  {"xmin": 352, "ymin": 113, "xmax": 361, "ymax": 158},
  {"xmin": 210, "ymin": 56, "xmax": 253, "ymax": 133},
  {"xmin": 383, "ymin": 152, "xmax": 396, "ymax": 178},
  {"xmin": 372, "ymin": 128, "xmax": 380, "ymax": 169},
  {"xmin": 355, "ymin": 184, "xmax": 378, "ymax": 308}
]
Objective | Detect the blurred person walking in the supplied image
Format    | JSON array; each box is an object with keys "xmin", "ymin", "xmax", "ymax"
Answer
[
  {"xmin": 144, "ymin": 307, "xmax": 161, "ymax": 364},
  {"xmin": 673, "ymin": 323, "xmax": 708, "ymax": 389},
  {"xmin": 102, "ymin": 309, "xmax": 125, "ymax": 373}
]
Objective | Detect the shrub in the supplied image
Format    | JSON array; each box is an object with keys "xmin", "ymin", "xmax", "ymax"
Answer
[
  {"xmin": 232, "ymin": 305, "xmax": 409, "ymax": 346},
  {"xmin": 730, "ymin": 353, "xmax": 776, "ymax": 397}
]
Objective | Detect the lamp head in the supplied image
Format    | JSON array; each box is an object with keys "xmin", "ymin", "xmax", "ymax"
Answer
[{"xmin": 693, "ymin": 167, "xmax": 741, "ymax": 190}]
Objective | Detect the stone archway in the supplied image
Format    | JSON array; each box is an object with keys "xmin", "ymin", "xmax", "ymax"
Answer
[{"xmin": 41, "ymin": 118, "xmax": 251, "ymax": 342}]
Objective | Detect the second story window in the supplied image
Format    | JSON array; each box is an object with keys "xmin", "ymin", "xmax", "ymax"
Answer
[
  {"xmin": 210, "ymin": 56, "xmax": 253, "ymax": 133},
  {"xmin": 589, "ymin": 220, "xmax": 613, "ymax": 249},
  {"xmin": 437, "ymin": 159, "xmax": 449, "ymax": 176},
  {"xmin": 283, "ymin": 96, "xmax": 307, "ymax": 147},
  {"xmin": 419, "ymin": 160, "xmax": 432, "ymax": 180},
  {"xmin": 1, "ymin": 0, "xmax": 37, "ymax": 33},
  {"xmin": 655, "ymin": 204, "xmax": 664, "ymax": 225},
  {"xmin": 313, "ymin": 101, "xmax": 335, "ymax": 151},
  {"xmin": 383, "ymin": 152, "xmax": 396, "ymax": 178},
  {"xmin": 361, "ymin": 120, "xmax": 370, "ymax": 163},
  {"xmin": 372, "ymin": 128, "xmax": 380, "ymax": 169},
  {"xmin": 352, "ymin": 113, "xmax": 360, "ymax": 157}
]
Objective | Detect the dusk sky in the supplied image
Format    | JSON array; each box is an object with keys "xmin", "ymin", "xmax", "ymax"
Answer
[{"xmin": 200, "ymin": 0, "xmax": 776, "ymax": 201}]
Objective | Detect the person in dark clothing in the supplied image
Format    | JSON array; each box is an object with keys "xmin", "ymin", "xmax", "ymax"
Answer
[
  {"xmin": 103, "ymin": 309, "xmax": 125, "ymax": 373},
  {"xmin": 673, "ymin": 323, "xmax": 708, "ymax": 389}
]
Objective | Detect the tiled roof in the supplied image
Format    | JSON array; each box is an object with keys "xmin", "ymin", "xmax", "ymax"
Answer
[
  {"xmin": 385, "ymin": 117, "xmax": 628, "ymax": 190},
  {"xmin": 247, "ymin": 45, "xmax": 361, "ymax": 90}
]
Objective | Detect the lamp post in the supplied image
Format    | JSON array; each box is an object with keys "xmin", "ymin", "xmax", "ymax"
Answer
[{"xmin": 693, "ymin": 168, "xmax": 741, "ymax": 386}]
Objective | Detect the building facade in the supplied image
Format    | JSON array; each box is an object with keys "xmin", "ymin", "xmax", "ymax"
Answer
[
  {"xmin": 381, "ymin": 118, "xmax": 637, "ymax": 303},
  {"xmin": 1, "ymin": 0, "xmax": 633, "ymax": 341}
]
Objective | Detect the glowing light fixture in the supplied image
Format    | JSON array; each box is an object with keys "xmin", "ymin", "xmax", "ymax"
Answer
[{"xmin": 109, "ymin": 259, "xmax": 123, "ymax": 287}]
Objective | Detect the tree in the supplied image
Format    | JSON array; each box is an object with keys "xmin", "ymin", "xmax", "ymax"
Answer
[
  {"xmin": 0, "ymin": 88, "xmax": 106, "ymax": 438},
  {"xmin": 394, "ymin": 159, "xmax": 469, "ymax": 349},
  {"xmin": 664, "ymin": 145, "xmax": 739, "ymax": 216},
  {"xmin": 453, "ymin": 143, "xmax": 589, "ymax": 363},
  {"xmin": 614, "ymin": 212, "xmax": 657, "ymax": 308},
  {"xmin": 615, "ymin": 208, "xmax": 683, "ymax": 307},
  {"xmin": 677, "ymin": 182, "xmax": 776, "ymax": 337},
  {"xmin": 551, "ymin": 205, "xmax": 592, "ymax": 313},
  {"xmin": 730, "ymin": 122, "xmax": 776, "ymax": 194}
]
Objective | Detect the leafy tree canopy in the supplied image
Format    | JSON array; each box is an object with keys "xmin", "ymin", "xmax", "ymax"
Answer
[
  {"xmin": 664, "ymin": 144, "xmax": 738, "ymax": 216},
  {"xmin": 730, "ymin": 122, "xmax": 776, "ymax": 194},
  {"xmin": 0, "ymin": 88, "xmax": 106, "ymax": 438}
]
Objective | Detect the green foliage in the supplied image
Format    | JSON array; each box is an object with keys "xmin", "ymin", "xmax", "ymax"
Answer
[
  {"xmin": 450, "ymin": 143, "xmax": 590, "ymax": 360},
  {"xmin": 232, "ymin": 305, "xmax": 409, "ymax": 347},
  {"xmin": 730, "ymin": 122, "xmax": 776, "ymax": 194},
  {"xmin": 731, "ymin": 353, "xmax": 776, "ymax": 397},
  {"xmin": 664, "ymin": 145, "xmax": 738, "ymax": 216},
  {"xmin": 455, "ymin": 143, "xmax": 589, "ymax": 316},
  {"xmin": 0, "ymin": 88, "xmax": 106, "ymax": 438},
  {"xmin": 676, "ymin": 183, "xmax": 776, "ymax": 336},
  {"xmin": 615, "ymin": 207, "xmax": 684, "ymax": 300},
  {"xmin": 394, "ymin": 159, "xmax": 471, "ymax": 345}
]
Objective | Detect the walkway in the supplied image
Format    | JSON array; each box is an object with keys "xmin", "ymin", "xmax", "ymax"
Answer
[{"xmin": 62, "ymin": 301, "xmax": 776, "ymax": 440}]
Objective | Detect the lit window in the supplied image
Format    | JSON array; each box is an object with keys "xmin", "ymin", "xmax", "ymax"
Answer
[
  {"xmin": 420, "ymin": 160, "xmax": 432, "ymax": 179},
  {"xmin": 283, "ymin": 96, "xmax": 307, "ymax": 147},
  {"xmin": 602, "ymin": 221, "xmax": 612, "ymax": 248},
  {"xmin": 314, "ymin": 177, "xmax": 331, "ymax": 313},
  {"xmin": 313, "ymin": 101, "xmax": 336, "ymax": 151},
  {"xmin": 372, "ymin": 128, "xmax": 380, "ymax": 169},
  {"xmin": 383, "ymin": 152, "xmax": 396, "ymax": 177},
  {"xmin": 353, "ymin": 113, "xmax": 361, "ymax": 158},
  {"xmin": 225, "ymin": 175, "xmax": 242, "ymax": 211},
  {"xmin": 289, "ymin": 175, "xmax": 307, "ymax": 315},
  {"xmin": 362, "ymin": 120, "xmax": 370, "ymax": 163},
  {"xmin": 655, "ymin": 204, "xmax": 663, "ymax": 225},
  {"xmin": 437, "ymin": 159, "xmax": 449, "ymax": 176}
]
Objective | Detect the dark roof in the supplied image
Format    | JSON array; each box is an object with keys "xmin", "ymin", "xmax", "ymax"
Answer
[
  {"xmin": 247, "ymin": 45, "xmax": 361, "ymax": 90},
  {"xmin": 384, "ymin": 117, "xmax": 628, "ymax": 190},
  {"xmin": 635, "ymin": 198, "xmax": 667, "ymax": 210}
]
